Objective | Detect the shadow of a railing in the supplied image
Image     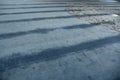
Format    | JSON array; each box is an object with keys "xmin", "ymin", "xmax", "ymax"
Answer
[
  {"xmin": 0, "ymin": 5, "xmax": 120, "ymax": 10},
  {"xmin": 0, "ymin": 34, "xmax": 120, "ymax": 73},
  {"xmin": 0, "ymin": 22, "xmax": 111, "ymax": 40},
  {"xmin": 0, "ymin": 10, "xmax": 67, "ymax": 16},
  {"xmin": 0, "ymin": 15, "xmax": 75, "ymax": 24}
]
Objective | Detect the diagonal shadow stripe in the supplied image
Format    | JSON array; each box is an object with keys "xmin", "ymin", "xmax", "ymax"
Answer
[
  {"xmin": 0, "ymin": 5, "xmax": 68, "ymax": 10},
  {"xmin": 0, "ymin": 11, "xmax": 109, "ymax": 16},
  {"xmin": 0, "ymin": 3, "xmax": 67, "ymax": 6},
  {"xmin": 0, "ymin": 21, "xmax": 114, "ymax": 40},
  {"xmin": 0, "ymin": 10, "xmax": 80, "ymax": 16},
  {"xmin": 0, "ymin": 13, "xmax": 113, "ymax": 24},
  {"xmin": 0, "ymin": 24, "xmax": 91, "ymax": 40},
  {"xmin": 0, "ymin": 28, "xmax": 55, "ymax": 40},
  {"xmin": 0, "ymin": 4, "xmax": 119, "ymax": 6},
  {"xmin": 0, "ymin": 5, "xmax": 120, "ymax": 10},
  {"xmin": 0, "ymin": 2, "xmax": 119, "ymax": 6},
  {"xmin": 0, "ymin": 22, "xmax": 112, "ymax": 40},
  {"xmin": 0, "ymin": 15, "xmax": 75, "ymax": 24},
  {"xmin": 0, "ymin": 34, "xmax": 120, "ymax": 73}
]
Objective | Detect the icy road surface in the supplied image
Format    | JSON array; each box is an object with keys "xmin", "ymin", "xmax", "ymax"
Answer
[{"xmin": 0, "ymin": 0, "xmax": 120, "ymax": 80}]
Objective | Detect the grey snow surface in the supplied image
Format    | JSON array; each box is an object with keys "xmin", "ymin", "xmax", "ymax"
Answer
[{"xmin": 0, "ymin": 0, "xmax": 120, "ymax": 80}]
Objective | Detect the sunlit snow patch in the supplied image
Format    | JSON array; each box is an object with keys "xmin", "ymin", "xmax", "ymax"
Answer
[{"xmin": 111, "ymin": 14, "xmax": 119, "ymax": 17}]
